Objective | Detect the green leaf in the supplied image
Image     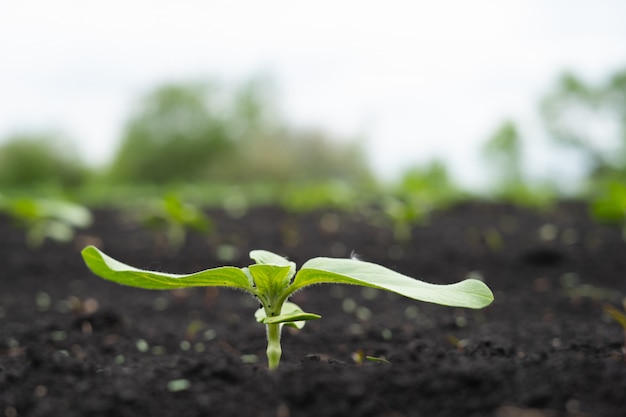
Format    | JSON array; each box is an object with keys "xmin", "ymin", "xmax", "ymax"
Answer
[
  {"xmin": 250, "ymin": 249, "xmax": 293, "ymax": 266},
  {"xmin": 604, "ymin": 304, "xmax": 626, "ymax": 329},
  {"xmin": 250, "ymin": 250, "xmax": 296, "ymax": 279},
  {"xmin": 7, "ymin": 199, "xmax": 92, "ymax": 228},
  {"xmin": 81, "ymin": 245, "xmax": 253, "ymax": 291},
  {"xmin": 29, "ymin": 220, "xmax": 74, "ymax": 247},
  {"xmin": 7, "ymin": 199, "xmax": 39, "ymax": 220},
  {"xmin": 162, "ymin": 194, "xmax": 211, "ymax": 232},
  {"xmin": 255, "ymin": 301, "xmax": 321, "ymax": 329},
  {"xmin": 39, "ymin": 200, "xmax": 92, "ymax": 228},
  {"xmin": 365, "ymin": 356, "xmax": 391, "ymax": 364},
  {"xmin": 291, "ymin": 257, "xmax": 494, "ymax": 309}
]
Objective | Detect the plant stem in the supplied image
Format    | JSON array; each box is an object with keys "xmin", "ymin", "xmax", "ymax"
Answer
[{"xmin": 266, "ymin": 322, "xmax": 282, "ymax": 370}]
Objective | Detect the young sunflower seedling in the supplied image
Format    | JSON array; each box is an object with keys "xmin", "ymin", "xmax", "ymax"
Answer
[
  {"xmin": 1, "ymin": 198, "xmax": 92, "ymax": 248},
  {"xmin": 81, "ymin": 246, "xmax": 494, "ymax": 370}
]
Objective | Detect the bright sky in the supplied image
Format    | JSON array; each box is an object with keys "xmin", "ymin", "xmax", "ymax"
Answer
[{"xmin": 1, "ymin": 1, "xmax": 626, "ymax": 189}]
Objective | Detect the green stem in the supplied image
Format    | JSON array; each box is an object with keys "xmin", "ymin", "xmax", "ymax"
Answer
[{"xmin": 266, "ymin": 322, "xmax": 282, "ymax": 370}]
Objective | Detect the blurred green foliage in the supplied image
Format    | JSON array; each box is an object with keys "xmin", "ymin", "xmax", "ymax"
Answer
[
  {"xmin": 589, "ymin": 180, "xmax": 626, "ymax": 225},
  {"xmin": 217, "ymin": 129, "xmax": 373, "ymax": 184},
  {"xmin": 6, "ymin": 69, "xmax": 626, "ymax": 219},
  {"xmin": 392, "ymin": 160, "xmax": 462, "ymax": 212},
  {"xmin": 108, "ymin": 77, "xmax": 373, "ymax": 186},
  {"xmin": 0, "ymin": 197, "xmax": 92, "ymax": 248},
  {"xmin": 108, "ymin": 81, "xmax": 238, "ymax": 183},
  {"xmin": 482, "ymin": 120, "xmax": 523, "ymax": 188},
  {"xmin": 137, "ymin": 193, "xmax": 212, "ymax": 252},
  {"xmin": 481, "ymin": 120, "xmax": 555, "ymax": 208},
  {"xmin": 0, "ymin": 132, "xmax": 88, "ymax": 189},
  {"xmin": 382, "ymin": 161, "xmax": 464, "ymax": 242},
  {"xmin": 541, "ymin": 69, "xmax": 626, "ymax": 184},
  {"xmin": 281, "ymin": 180, "xmax": 368, "ymax": 212}
]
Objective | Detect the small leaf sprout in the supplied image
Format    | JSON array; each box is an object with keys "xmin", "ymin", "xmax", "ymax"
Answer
[
  {"xmin": 604, "ymin": 299, "xmax": 626, "ymax": 354},
  {"xmin": 138, "ymin": 194, "xmax": 212, "ymax": 252},
  {"xmin": 0, "ymin": 197, "xmax": 92, "ymax": 248}
]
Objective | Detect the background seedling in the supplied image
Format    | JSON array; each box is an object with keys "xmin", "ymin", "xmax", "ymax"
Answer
[
  {"xmin": 0, "ymin": 197, "xmax": 92, "ymax": 248},
  {"xmin": 380, "ymin": 162, "xmax": 463, "ymax": 243},
  {"xmin": 604, "ymin": 300, "xmax": 626, "ymax": 354},
  {"xmin": 590, "ymin": 180, "xmax": 626, "ymax": 240},
  {"xmin": 138, "ymin": 194, "xmax": 212, "ymax": 252},
  {"xmin": 352, "ymin": 349, "xmax": 392, "ymax": 365},
  {"xmin": 81, "ymin": 246, "xmax": 494, "ymax": 370}
]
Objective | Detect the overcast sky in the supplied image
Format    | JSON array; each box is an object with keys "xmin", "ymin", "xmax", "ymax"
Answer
[{"xmin": 1, "ymin": 1, "xmax": 625, "ymax": 189}]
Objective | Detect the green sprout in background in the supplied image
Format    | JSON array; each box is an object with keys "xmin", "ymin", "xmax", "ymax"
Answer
[
  {"xmin": 138, "ymin": 194, "xmax": 212, "ymax": 252},
  {"xmin": 81, "ymin": 246, "xmax": 494, "ymax": 370},
  {"xmin": 590, "ymin": 180, "xmax": 626, "ymax": 239},
  {"xmin": 382, "ymin": 161, "xmax": 462, "ymax": 243},
  {"xmin": 481, "ymin": 120, "xmax": 555, "ymax": 208},
  {"xmin": 0, "ymin": 197, "xmax": 92, "ymax": 248},
  {"xmin": 604, "ymin": 300, "xmax": 626, "ymax": 355}
]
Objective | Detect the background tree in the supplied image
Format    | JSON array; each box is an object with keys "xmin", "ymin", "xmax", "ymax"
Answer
[
  {"xmin": 109, "ymin": 77, "xmax": 373, "ymax": 186},
  {"xmin": 108, "ymin": 81, "xmax": 246, "ymax": 184},
  {"xmin": 215, "ymin": 127, "xmax": 373, "ymax": 184},
  {"xmin": 541, "ymin": 69, "xmax": 626, "ymax": 182},
  {"xmin": 482, "ymin": 120, "xmax": 523, "ymax": 190},
  {"xmin": 481, "ymin": 120, "xmax": 555, "ymax": 206},
  {"xmin": 0, "ymin": 132, "xmax": 87, "ymax": 189}
]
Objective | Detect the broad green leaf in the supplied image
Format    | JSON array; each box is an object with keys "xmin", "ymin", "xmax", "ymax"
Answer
[
  {"xmin": 255, "ymin": 301, "xmax": 321, "ymax": 329},
  {"xmin": 292, "ymin": 257, "xmax": 494, "ymax": 309},
  {"xmin": 250, "ymin": 250, "xmax": 296, "ymax": 279},
  {"xmin": 81, "ymin": 245, "xmax": 252, "ymax": 291}
]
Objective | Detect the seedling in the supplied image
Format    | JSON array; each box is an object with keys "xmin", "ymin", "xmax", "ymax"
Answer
[
  {"xmin": 138, "ymin": 194, "xmax": 212, "ymax": 252},
  {"xmin": 604, "ymin": 300, "xmax": 626, "ymax": 353},
  {"xmin": 590, "ymin": 181, "xmax": 626, "ymax": 239},
  {"xmin": 81, "ymin": 246, "xmax": 494, "ymax": 370},
  {"xmin": 1, "ymin": 197, "xmax": 92, "ymax": 248},
  {"xmin": 380, "ymin": 162, "xmax": 463, "ymax": 243},
  {"xmin": 382, "ymin": 195, "xmax": 431, "ymax": 243},
  {"xmin": 352, "ymin": 349, "xmax": 392, "ymax": 365}
]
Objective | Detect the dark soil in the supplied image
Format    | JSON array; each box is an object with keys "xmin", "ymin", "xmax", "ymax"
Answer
[{"xmin": 1, "ymin": 202, "xmax": 626, "ymax": 417}]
